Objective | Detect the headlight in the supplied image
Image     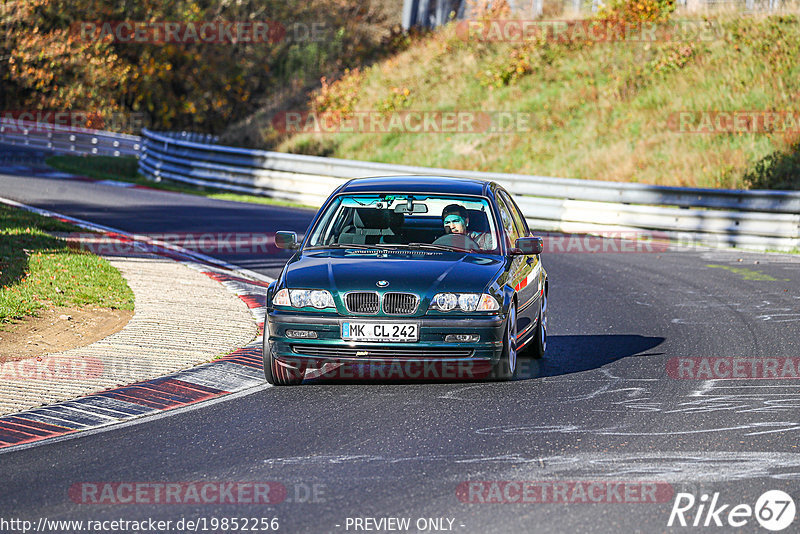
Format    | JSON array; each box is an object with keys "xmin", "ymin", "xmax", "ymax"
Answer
[
  {"xmin": 458, "ymin": 293, "xmax": 480, "ymax": 311},
  {"xmin": 429, "ymin": 293, "xmax": 499, "ymax": 312},
  {"xmin": 432, "ymin": 293, "xmax": 458, "ymax": 311},
  {"xmin": 291, "ymin": 289, "xmax": 335, "ymax": 309},
  {"xmin": 273, "ymin": 288, "xmax": 335, "ymax": 309}
]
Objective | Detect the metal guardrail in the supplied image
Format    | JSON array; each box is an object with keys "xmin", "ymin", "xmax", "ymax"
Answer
[
  {"xmin": 401, "ymin": 0, "xmax": 789, "ymax": 30},
  {"xmin": 140, "ymin": 128, "xmax": 800, "ymax": 252},
  {"xmin": 0, "ymin": 118, "xmax": 141, "ymax": 157}
]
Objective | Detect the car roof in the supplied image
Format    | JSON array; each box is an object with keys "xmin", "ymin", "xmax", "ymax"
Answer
[{"xmin": 338, "ymin": 175, "xmax": 492, "ymax": 196}]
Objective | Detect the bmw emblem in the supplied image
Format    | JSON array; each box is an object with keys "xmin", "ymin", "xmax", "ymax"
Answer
[{"xmin": 376, "ymin": 280, "xmax": 389, "ymax": 288}]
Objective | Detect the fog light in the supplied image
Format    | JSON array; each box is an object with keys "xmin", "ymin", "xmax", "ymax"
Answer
[
  {"xmin": 445, "ymin": 334, "xmax": 479, "ymax": 343},
  {"xmin": 286, "ymin": 329, "xmax": 317, "ymax": 339}
]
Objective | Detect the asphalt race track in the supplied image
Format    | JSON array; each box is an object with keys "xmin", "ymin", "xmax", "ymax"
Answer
[{"xmin": 1, "ymin": 160, "xmax": 799, "ymax": 533}]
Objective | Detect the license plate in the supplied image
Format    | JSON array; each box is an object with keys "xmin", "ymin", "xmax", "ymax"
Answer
[{"xmin": 341, "ymin": 322, "xmax": 418, "ymax": 342}]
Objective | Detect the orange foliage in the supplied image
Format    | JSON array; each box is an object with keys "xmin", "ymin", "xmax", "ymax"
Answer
[{"xmin": 1, "ymin": 0, "xmax": 397, "ymax": 133}]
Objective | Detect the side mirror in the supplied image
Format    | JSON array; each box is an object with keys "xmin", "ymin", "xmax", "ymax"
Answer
[
  {"xmin": 275, "ymin": 231, "xmax": 299, "ymax": 250},
  {"xmin": 514, "ymin": 236, "xmax": 543, "ymax": 255}
]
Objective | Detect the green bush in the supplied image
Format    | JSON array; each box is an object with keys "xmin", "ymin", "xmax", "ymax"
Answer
[{"xmin": 743, "ymin": 144, "xmax": 800, "ymax": 190}]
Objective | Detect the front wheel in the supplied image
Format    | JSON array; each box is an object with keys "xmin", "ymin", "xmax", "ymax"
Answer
[
  {"xmin": 263, "ymin": 334, "xmax": 305, "ymax": 386},
  {"xmin": 491, "ymin": 301, "xmax": 517, "ymax": 380}
]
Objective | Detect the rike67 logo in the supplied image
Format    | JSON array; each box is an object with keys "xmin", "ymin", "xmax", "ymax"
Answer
[{"xmin": 668, "ymin": 490, "xmax": 796, "ymax": 531}]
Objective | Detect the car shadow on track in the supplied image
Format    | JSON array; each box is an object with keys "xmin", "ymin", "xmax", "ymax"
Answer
[
  {"xmin": 515, "ymin": 334, "xmax": 665, "ymax": 380},
  {"xmin": 298, "ymin": 334, "xmax": 664, "ymax": 385}
]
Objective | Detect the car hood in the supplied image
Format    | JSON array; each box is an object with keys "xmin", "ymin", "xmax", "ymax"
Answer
[{"xmin": 283, "ymin": 248, "xmax": 505, "ymax": 299}]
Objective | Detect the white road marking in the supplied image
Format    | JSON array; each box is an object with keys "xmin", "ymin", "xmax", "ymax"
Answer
[
  {"xmin": 0, "ymin": 196, "xmax": 275, "ymax": 283},
  {"xmin": 262, "ymin": 451, "xmax": 800, "ymax": 481}
]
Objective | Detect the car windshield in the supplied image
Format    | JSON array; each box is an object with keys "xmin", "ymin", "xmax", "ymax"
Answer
[{"xmin": 306, "ymin": 194, "xmax": 501, "ymax": 253}]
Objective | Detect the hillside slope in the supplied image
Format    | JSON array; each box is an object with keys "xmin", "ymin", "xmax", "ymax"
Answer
[{"xmin": 227, "ymin": 8, "xmax": 800, "ymax": 190}]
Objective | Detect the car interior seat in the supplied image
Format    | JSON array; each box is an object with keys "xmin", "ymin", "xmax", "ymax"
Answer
[
  {"xmin": 466, "ymin": 209, "xmax": 496, "ymax": 250},
  {"xmin": 338, "ymin": 208, "xmax": 402, "ymax": 244}
]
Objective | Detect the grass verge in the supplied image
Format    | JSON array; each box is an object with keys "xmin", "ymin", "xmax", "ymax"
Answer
[
  {"xmin": 0, "ymin": 204, "xmax": 134, "ymax": 323},
  {"xmin": 45, "ymin": 155, "xmax": 315, "ymax": 209}
]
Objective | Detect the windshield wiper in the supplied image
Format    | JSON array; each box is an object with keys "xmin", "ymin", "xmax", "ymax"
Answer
[
  {"xmin": 307, "ymin": 243, "xmax": 379, "ymax": 250},
  {"xmin": 406, "ymin": 242, "xmax": 465, "ymax": 252},
  {"xmin": 306, "ymin": 243, "xmax": 404, "ymax": 249}
]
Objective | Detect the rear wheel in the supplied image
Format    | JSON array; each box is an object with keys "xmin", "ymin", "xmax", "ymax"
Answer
[
  {"xmin": 263, "ymin": 334, "xmax": 305, "ymax": 386},
  {"xmin": 528, "ymin": 290, "xmax": 547, "ymax": 360},
  {"xmin": 491, "ymin": 301, "xmax": 517, "ymax": 380}
]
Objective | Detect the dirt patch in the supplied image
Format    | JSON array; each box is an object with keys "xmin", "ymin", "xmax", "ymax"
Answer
[{"xmin": 0, "ymin": 306, "xmax": 133, "ymax": 362}]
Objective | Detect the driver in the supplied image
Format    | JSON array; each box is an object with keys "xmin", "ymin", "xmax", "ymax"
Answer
[{"xmin": 441, "ymin": 204, "xmax": 492, "ymax": 250}]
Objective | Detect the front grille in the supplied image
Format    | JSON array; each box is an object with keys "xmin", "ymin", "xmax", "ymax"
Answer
[
  {"xmin": 292, "ymin": 345, "xmax": 473, "ymax": 358},
  {"xmin": 383, "ymin": 293, "xmax": 419, "ymax": 315},
  {"xmin": 345, "ymin": 292, "xmax": 379, "ymax": 314}
]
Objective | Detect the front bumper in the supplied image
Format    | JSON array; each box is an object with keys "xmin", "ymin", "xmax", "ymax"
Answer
[{"xmin": 267, "ymin": 309, "xmax": 505, "ymax": 372}]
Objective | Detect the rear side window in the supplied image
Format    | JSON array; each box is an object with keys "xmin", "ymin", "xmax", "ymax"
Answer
[
  {"xmin": 495, "ymin": 193, "xmax": 520, "ymax": 248},
  {"xmin": 498, "ymin": 190, "xmax": 529, "ymax": 238}
]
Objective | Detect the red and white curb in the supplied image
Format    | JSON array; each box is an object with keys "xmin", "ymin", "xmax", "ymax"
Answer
[{"xmin": 0, "ymin": 195, "xmax": 273, "ymax": 451}]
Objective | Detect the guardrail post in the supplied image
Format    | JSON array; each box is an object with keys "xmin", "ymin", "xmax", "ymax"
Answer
[{"xmin": 402, "ymin": 0, "xmax": 419, "ymax": 29}]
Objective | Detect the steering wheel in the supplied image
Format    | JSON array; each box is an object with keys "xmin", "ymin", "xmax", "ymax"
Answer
[{"xmin": 432, "ymin": 232, "xmax": 480, "ymax": 250}]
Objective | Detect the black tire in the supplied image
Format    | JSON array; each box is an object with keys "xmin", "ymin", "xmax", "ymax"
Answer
[
  {"xmin": 528, "ymin": 290, "xmax": 547, "ymax": 360},
  {"xmin": 263, "ymin": 334, "xmax": 305, "ymax": 386},
  {"xmin": 491, "ymin": 301, "xmax": 518, "ymax": 380}
]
